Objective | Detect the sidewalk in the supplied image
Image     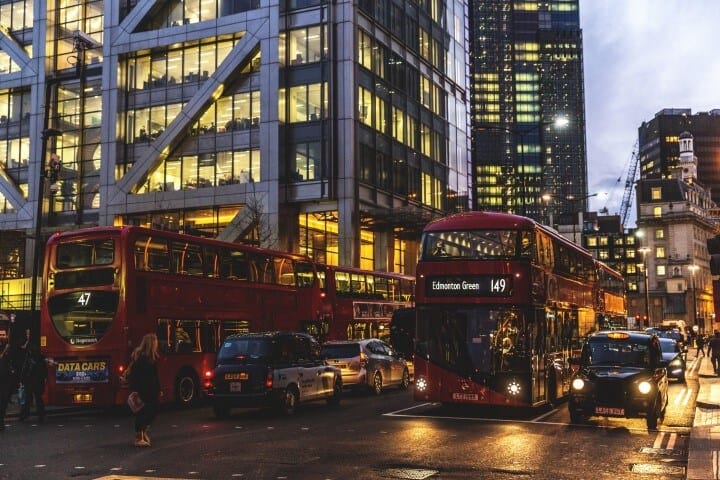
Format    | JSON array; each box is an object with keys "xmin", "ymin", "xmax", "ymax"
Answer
[{"xmin": 687, "ymin": 352, "xmax": 720, "ymax": 480}]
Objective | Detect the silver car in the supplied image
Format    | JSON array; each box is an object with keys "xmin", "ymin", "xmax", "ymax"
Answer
[{"xmin": 320, "ymin": 339, "xmax": 410, "ymax": 395}]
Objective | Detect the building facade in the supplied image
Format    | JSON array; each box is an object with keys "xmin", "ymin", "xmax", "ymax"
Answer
[
  {"xmin": 632, "ymin": 132, "xmax": 718, "ymax": 333},
  {"xmin": 638, "ymin": 108, "xmax": 720, "ymax": 206},
  {"xmin": 470, "ymin": 0, "xmax": 588, "ymax": 224},
  {"xmin": 0, "ymin": 0, "xmax": 471, "ymax": 309}
]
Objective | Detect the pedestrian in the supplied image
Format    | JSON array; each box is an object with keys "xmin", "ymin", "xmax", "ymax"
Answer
[
  {"xmin": 18, "ymin": 343, "xmax": 47, "ymax": 423},
  {"xmin": 696, "ymin": 333, "xmax": 705, "ymax": 357},
  {"xmin": 708, "ymin": 330, "xmax": 720, "ymax": 375},
  {"xmin": 0, "ymin": 340, "xmax": 14, "ymax": 430},
  {"xmin": 127, "ymin": 333, "xmax": 161, "ymax": 447}
]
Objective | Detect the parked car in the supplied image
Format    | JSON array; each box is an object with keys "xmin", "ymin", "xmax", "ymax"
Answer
[
  {"xmin": 658, "ymin": 337, "xmax": 687, "ymax": 383},
  {"xmin": 320, "ymin": 339, "xmax": 410, "ymax": 395},
  {"xmin": 568, "ymin": 330, "xmax": 669, "ymax": 430},
  {"xmin": 207, "ymin": 332, "xmax": 342, "ymax": 417}
]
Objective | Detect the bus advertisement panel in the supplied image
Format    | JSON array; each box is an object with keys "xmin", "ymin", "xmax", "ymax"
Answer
[
  {"xmin": 413, "ymin": 212, "xmax": 626, "ymax": 408},
  {"xmin": 40, "ymin": 226, "xmax": 325, "ymax": 408}
]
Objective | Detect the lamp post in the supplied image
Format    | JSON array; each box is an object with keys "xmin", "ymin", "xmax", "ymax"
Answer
[
  {"xmin": 639, "ymin": 246, "xmax": 651, "ymax": 326},
  {"xmin": 475, "ymin": 117, "xmax": 568, "ymax": 217},
  {"xmin": 541, "ymin": 192, "xmax": 599, "ymax": 245},
  {"xmin": 30, "ymin": 128, "xmax": 63, "ymax": 317},
  {"xmin": 688, "ymin": 264, "xmax": 699, "ymax": 329}
]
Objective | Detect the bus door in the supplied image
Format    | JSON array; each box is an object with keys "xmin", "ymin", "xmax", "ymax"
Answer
[{"xmin": 531, "ymin": 307, "xmax": 547, "ymax": 403}]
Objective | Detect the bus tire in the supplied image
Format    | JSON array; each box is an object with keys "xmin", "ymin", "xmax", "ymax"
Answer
[
  {"xmin": 370, "ymin": 371, "xmax": 383, "ymax": 396},
  {"xmin": 175, "ymin": 369, "xmax": 199, "ymax": 406},
  {"xmin": 399, "ymin": 368, "xmax": 410, "ymax": 390},
  {"xmin": 278, "ymin": 386, "xmax": 299, "ymax": 415}
]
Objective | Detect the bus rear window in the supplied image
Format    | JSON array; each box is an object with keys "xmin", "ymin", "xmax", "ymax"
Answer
[
  {"xmin": 420, "ymin": 230, "xmax": 524, "ymax": 260},
  {"xmin": 47, "ymin": 291, "xmax": 119, "ymax": 346},
  {"xmin": 57, "ymin": 239, "xmax": 115, "ymax": 268}
]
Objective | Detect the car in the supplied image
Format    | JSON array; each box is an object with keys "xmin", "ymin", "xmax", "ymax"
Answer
[
  {"xmin": 207, "ymin": 331, "xmax": 342, "ymax": 417},
  {"xmin": 658, "ymin": 337, "xmax": 687, "ymax": 382},
  {"xmin": 320, "ymin": 339, "xmax": 410, "ymax": 395},
  {"xmin": 568, "ymin": 330, "xmax": 669, "ymax": 430}
]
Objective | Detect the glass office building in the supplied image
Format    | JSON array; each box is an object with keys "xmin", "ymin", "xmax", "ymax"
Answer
[
  {"xmin": 0, "ymin": 0, "xmax": 470, "ymax": 306},
  {"xmin": 470, "ymin": 0, "xmax": 587, "ymax": 224}
]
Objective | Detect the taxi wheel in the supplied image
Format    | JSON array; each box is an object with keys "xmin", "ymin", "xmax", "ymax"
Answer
[
  {"xmin": 327, "ymin": 378, "xmax": 342, "ymax": 406},
  {"xmin": 371, "ymin": 372, "xmax": 383, "ymax": 396},
  {"xmin": 213, "ymin": 402, "xmax": 230, "ymax": 419},
  {"xmin": 279, "ymin": 386, "xmax": 299, "ymax": 415},
  {"xmin": 646, "ymin": 399, "xmax": 661, "ymax": 430},
  {"xmin": 399, "ymin": 369, "xmax": 410, "ymax": 390}
]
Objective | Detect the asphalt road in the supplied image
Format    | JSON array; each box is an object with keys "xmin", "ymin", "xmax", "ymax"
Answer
[{"xmin": 0, "ymin": 372, "xmax": 698, "ymax": 480}]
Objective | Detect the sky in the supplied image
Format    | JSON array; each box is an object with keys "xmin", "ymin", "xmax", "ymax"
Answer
[{"xmin": 579, "ymin": 0, "xmax": 720, "ymax": 225}]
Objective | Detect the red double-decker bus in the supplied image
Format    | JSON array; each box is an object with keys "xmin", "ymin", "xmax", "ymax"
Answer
[
  {"xmin": 413, "ymin": 212, "xmax": 625, "ymax": 408},
  {"xmin": 595, "ymin": 260, "xmax": 627, "ymax": 329},
  {"xmin": 40, "ymin": 226, "xmax": 325, "ymax": 407},
  {"xmin": 318, "ymin": 266, "xmax": 414, "ymax": 343}
]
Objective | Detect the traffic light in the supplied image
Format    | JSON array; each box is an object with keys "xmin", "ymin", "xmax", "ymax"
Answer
[{"xmin": 707, "ymin": 234, "xmax": 720, "ymax": 275}]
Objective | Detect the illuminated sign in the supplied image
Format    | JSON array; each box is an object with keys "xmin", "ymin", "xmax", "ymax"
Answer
[
  {"xmin": 55, "ymin": 358, "xmax": 110, "ymax": 384},
  {"xmin": 426, "ymin": 275, "xmax": 513, "ymax": 297}
]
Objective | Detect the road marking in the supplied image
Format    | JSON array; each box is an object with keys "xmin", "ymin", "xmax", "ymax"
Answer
[{"xmin": 653, "ymin": 431, "xmax": 665, "ymax": 449}]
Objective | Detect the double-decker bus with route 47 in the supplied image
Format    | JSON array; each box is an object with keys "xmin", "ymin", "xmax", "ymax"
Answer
[
  {"xmin": 40, "ymin": 226, "xmax": 326, "ymax": 408},
  {"xmin": 318, "ymin": 265, "xmax": 414, "ymax": 343},
  {"xmin": 413, "ymin": 211, "xmax": 626, "ymax": 408}
]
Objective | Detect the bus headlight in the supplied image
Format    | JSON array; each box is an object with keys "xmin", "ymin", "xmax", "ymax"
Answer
[
  {"xmin": 571, "ymin": 378, "xmax": 585, "ymax": 391},
  {"xmin": 415, "ymin": 377, "xmax": 427, "ymax": 391},
  {"xmin": 638, "ymin": 381, "xmax": 652, "ymax": 394},
  {"xmin": 507, "ymin": 380, "xmax": 521, "ymax": 396}
]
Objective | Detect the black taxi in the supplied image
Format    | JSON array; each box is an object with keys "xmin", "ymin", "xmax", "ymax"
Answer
[
  {"xmin": 568, "ymin": 331, "xmax": 668, "ymax": 429},
  {"xmin": 207, "ymin": 332, "xmax": 342, "ymax": 417}
]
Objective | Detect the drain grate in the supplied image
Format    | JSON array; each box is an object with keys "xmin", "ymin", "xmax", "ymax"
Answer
[
  {"xmin": 630, "ymin": 464, "xmax": 686, "ymax": 475},
  {"xmin": 381, "ymin": 468, "xmax": 439, "ymax": 479},
  {"xmin": 639, "ymin": 447, "xmax": 686, "ymax": 456}
]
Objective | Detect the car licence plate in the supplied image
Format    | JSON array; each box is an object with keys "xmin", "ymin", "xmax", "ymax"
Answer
[
  {"xmin": 595, "ymin": 406, "xmax": 624, "ymax": 416},
  {"xmin": 229, "ymin": 382, "xmax": 242, "ymax": 392},
  {"xmin": 225, "ymin": 372, "xmax": 248, "ymax": 380}
]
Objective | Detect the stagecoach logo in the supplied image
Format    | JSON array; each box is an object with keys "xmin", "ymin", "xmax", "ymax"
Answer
[{"xmin": 426, "ymin": 275, "xmax": 513, "ymax": 297}]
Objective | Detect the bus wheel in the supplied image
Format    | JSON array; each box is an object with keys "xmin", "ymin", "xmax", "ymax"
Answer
[
  {"xmin": 371, "ymin": 372, "xmax": 383, "ymax": 396},
  {"xmin": 279, "ymin": 386, "xmax": 299, "ymax": 415},
  {"xmin": 399, "ymin": 369, "xmax": 410, "ymax": 390},
  {"xmin": 175, "ymin": 370, "xmax": 199, "ymax": 406}
]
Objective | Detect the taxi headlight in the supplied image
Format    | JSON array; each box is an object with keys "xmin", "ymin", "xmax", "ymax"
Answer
[
  {"xmin": 571, "ymin": 378, "xmax": 585, "ymax": 391},
  {"xmin": 638, "ymin": 381, "xmax": 652, "ymax": 394}
]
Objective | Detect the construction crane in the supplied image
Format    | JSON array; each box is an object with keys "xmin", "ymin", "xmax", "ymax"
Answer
[
  {"xmin": 602, "ymin": 141, "xmax": 639, "ymax": 228},
  {"xmin": 619, "ymin": 143, "xmax": 640, "ymax": 229}
]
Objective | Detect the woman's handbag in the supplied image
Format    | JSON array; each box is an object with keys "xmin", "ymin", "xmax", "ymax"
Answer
[{"xmin": 127, "ymin": 391, "xmax": 144, "ymax": 413}]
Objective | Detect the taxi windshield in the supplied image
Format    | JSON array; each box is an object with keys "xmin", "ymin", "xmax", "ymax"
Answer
[{"xmin": 585, "ymin": 341, "xmax": 650, "ymax": 368}]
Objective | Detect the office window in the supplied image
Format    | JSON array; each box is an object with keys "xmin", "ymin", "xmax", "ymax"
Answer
[
  {"xmin": 293, "ymin": 142, "xmax": 322, "ymax": 181},
  {"xmin": 655, "ymin": 228, "xmax": 664, "ymax": 239},
  {"xmin": 653, "ymin": 206, "xmax": 662, "ymax": 217},
  {"xmin": 656, "ymin": 265, "xmax": 666, "ymax": 276},
  {"xmin": 651, "ymin": 187, "xmax": 662, "ymax": 200},
  {"xmin": 655, "ymin": 246, "xmax": 665, "ymax": 258}
]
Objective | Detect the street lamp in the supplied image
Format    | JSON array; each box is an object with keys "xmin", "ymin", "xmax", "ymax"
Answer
[
  {"xmin": 688, "ymin": 264, "xmax": 699, "ymax": 329},
  {"xmin": 639, "ymin": 246, "xmax": 651, "ymax": 326},
  {"xmin": 475, "ymin": 116, "xmax": 569, "ymax": 216},
  {"xmin": 30, "ymin": 128, "xmax": 63, "ymax": 318},
  {"xmin": 541, "ymin": 192, "xmax": 600, "ymax": 244}
]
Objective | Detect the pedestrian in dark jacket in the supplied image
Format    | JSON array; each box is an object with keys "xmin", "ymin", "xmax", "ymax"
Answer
[
  {"xmin": 696, "ymin": 334, "xmax": 705, "ymax": 357},
  {"xmin": 128, "ymin": 333, "xmax": 161, "ymax": 447},
  {"xmin": 18, "ymin": 343, "xmax": 47, "ymax": 423},
  {"xmin": 0, "ymin": 340, "xmax": 14, "ymax": 430},
  {"xmin": 708, "ymin": 331, "xmax": 720, "ymax": 375}
]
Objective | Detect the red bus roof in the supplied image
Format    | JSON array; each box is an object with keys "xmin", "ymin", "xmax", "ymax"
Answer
[{"xmin": 423, "ymin": 211, "xmax": 536, "ymax": 232}]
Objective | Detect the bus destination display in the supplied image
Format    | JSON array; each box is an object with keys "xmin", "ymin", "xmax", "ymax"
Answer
[{"xmin": 426, "ymin": 275, "xmax": 513, "ymax": 297}]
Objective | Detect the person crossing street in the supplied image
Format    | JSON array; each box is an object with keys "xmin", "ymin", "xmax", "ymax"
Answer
[{"xmin": 708, "ymin": 330, "xmax": 720, "ymax": 375}]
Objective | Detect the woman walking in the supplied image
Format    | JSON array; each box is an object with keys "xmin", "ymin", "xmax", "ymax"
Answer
[{"xmin": 128, "ymin": 333, "xmax": 161, "ymax": 447}]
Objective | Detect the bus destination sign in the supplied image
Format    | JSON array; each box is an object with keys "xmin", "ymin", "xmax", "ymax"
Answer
[{"xmin": 426, "ymin": 275, "xmax": 513, "ymax": 297}]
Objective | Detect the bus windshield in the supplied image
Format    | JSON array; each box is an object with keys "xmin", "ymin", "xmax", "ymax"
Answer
[
  {"xmin": 415, "ymin": 305, "xmax": 529, "ymax": 374},
  {"xmin": 420, "ymin": 230, "xmax": 532, "ymax": 260}
]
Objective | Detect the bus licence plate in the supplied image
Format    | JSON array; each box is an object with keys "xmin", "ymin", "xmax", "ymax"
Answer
[
  {"xmin": 229, "ymin": 382, "xmax": 242, "ymax": 392},
  {"xmin": 452, "ymin": 393, "xmax": 479, "ymax": 401},
  {"xmin": 595, "ymin": 406, "xmax": 624, "ymax": 416}
]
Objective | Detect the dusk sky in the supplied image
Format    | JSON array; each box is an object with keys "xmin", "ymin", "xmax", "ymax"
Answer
[{"xmin": 579, "ymin": 0, "xmax": 720, "ymax": 225}]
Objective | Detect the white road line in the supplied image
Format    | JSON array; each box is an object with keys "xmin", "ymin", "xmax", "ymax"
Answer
[
  {"xmin": 666, "ymin": 432, "xmax": 677, "ymax": 450},
  {"xmin": 653, "ymin": 431, "xmax": 665, "ymax": 449},
  {"xmin": 714, "ymin": 450, "xmax": 719, "ymax": 480}
]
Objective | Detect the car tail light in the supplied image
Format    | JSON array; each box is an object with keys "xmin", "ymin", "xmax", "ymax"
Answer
[
  {"xmin": 203, "ymin": 369, "xmax": 214, "ymax": 388},
  {"xmin": 265, "ymin": 370, "xmax": 273, "ymax": 389},
  {"xmin": 359, "ymin": 352, "xmax": 367, "ymax": 369}
]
